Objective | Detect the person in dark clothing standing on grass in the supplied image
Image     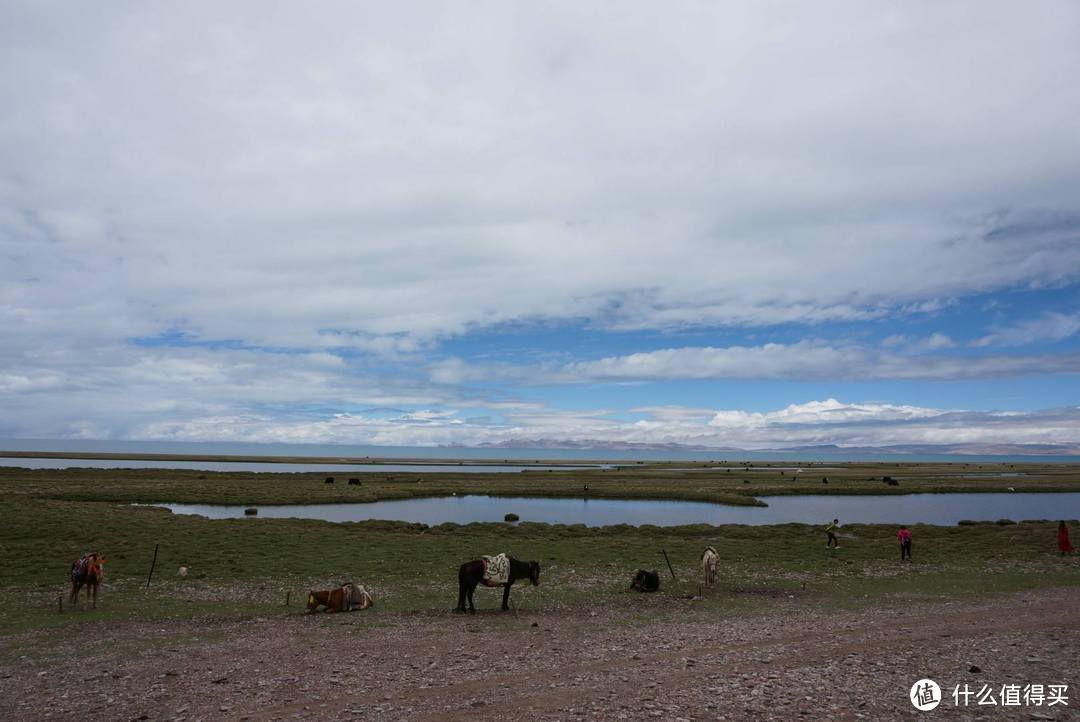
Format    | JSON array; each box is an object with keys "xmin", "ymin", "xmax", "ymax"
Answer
[
  {"xmin": 825, "ymin": 518, "xmax": 840, "ymax": 549},
  {"xmin": 897, "ymin": 525, "xmax": 913, "ymax": 561}
]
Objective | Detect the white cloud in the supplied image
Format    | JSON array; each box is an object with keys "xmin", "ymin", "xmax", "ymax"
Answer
[
  {"xmin": 972, "ymin": 312, "xmax": 1080, "ymax": 348},
  {"xmin": 2, "ymin": 2, "xmax": 1080, "ymax": 357},
  {"xmin": 882, "ymin": 333, "xmax": 955, "ymax": 351},
  {"xmin": 630, "ymin": 405, "xmax": 718, "ymax": 422},
  {"xmin": 2, "ymin": 3, "xmax": 1080, "ymax": 446},
  {"xmin": 921, "ymin": 333, "xmax": 955, "ymax": 350},
  {"xmin": 1, "ymin": 325, "xmax": 1078, "ymax": 446},
  {"xmin": 708, "ymin": 399, "xmax": 945, "ymax": 430},
  {"xmin": 0, "ymin": 343, "xmax": 460, "ymax": 440},
  {"xmin": 431, "ymin": 341, "xmax": 1080, "ymax": 384},
  {"xmin": 73, "ymin": 399, "xmax": 1080, "ymax": 450},
  {"xmin": 566, "ymin": 343, "xmax": 859, "ymax": 381}
]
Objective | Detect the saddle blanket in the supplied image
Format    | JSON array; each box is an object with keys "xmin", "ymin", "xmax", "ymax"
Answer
[
  {"xmin": 481, "ymin": 553, "xmax": 510, "ymax": 586},
  {"xmin": 71, "ymin": 554, "xmax": 97, "ymax": 580},
  {"xmin": 341, "ymin": 582, "xmax": 374, "ymax": 610}
]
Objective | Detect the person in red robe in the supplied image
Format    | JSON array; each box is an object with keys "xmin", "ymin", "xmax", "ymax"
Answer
[{"xmin": 1059, "ymin": 521, "xmax": 1075, "ymax": 556}]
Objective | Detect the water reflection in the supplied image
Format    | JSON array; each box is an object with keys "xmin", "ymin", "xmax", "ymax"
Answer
[{"xmin": 147, "ymin": 492, "xmax": 1080, "ymax": 526}]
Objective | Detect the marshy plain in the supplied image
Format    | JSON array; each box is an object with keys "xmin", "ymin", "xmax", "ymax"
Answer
[{"xmin": 2, "ymin": 460, "xmax": 1078, "ymax": 719}]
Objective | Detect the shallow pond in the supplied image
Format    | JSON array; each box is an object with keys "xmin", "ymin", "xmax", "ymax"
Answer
[
  {"xmin": 656, "ymin": 466, "xmax": 845, "ymax": 473},
  {"xmin": 148, "ymin": 492, "xmax": 1080, "ymax": 527}
]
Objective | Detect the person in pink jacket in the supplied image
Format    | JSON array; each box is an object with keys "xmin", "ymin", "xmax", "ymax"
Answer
[{"xmin": 897, "ymin": 526, "xmax": 913, "ymax": 561}]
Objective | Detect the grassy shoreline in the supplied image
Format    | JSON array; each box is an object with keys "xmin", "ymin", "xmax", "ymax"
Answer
[
  {"xmin": 3, "ymin": 461, "xmax": 1080, "ymax": 507},
  {"xmin": 1, "ymin": 464, "xmax": 1078, "ymax": 644}
]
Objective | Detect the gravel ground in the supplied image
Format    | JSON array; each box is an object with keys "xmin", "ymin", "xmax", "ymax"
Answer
[{"xmin": 3, "ymin": 588, "xmax": 1078, "ymax": 721}]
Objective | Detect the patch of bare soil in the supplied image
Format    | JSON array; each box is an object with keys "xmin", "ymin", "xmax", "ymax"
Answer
[{"xmin": 4, "ymin": 589, "xmax": 1079, "ymax": 721}]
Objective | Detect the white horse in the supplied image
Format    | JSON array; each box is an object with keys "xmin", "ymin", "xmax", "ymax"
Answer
[{"xmin": 701, "ymin": 546, "xmax": 719, "ymax": 588}]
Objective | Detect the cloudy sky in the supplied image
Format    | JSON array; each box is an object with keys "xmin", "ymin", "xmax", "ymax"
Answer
[{"xmin": 3, "ymin": 2, "xmax": 1080, "ymax": 450}]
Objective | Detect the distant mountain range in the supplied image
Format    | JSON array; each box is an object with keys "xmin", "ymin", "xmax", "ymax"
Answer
[
  {"xmin": 774, "ymin": 443, "xmax": 1080, "ymax": 456},
  {"xmin": 475, "ymin": 439, "xmax": 1080, "ymax": 456},
  {"xmin": 473, "ymin": 438, "xmax": 739, "ymax": 452}
]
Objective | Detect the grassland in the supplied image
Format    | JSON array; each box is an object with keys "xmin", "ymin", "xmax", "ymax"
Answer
[
  {"xmin": 4, "ymin": 458, "xmax": 1080, "ymax": 505},
  {"xmin": 1, "ymin": 461, "xmax": 1078, "ymax": 649}
]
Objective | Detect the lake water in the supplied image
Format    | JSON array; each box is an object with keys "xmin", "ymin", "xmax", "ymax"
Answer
[
  {"xmin": 147, "ymin": 492, "xmax": 1080, "ymax": 526},
  {"xmin": 0, "ymin": 458, "xmax": 602, "ymax": 473},
  {"xmin": 663, "ymin": 467, "xmax": 846, "ymax": 472}
]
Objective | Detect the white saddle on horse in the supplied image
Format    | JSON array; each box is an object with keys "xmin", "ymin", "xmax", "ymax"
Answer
[{"xmin": 481, "ymin": 553, "xmax": 510, "ymax": 586}]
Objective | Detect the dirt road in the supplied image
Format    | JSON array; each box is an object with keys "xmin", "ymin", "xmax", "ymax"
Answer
[{"xmin": 5, "ymin": 589, "xmax": 1078, "ymax": 721}]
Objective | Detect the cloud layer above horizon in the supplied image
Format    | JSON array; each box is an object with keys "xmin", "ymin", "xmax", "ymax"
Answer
[{"xmin": 2, "ymin": 2, "xmax": 1080, "ymax": 450}]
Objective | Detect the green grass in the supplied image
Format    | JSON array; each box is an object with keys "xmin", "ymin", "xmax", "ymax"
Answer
[
  {"xmin": 1, "ymin": 464, "xmax": 1078, "ymax": 652},
  {"xmin": 3, "ymin": 460, "xmax": 1080, "ymax": 507}
]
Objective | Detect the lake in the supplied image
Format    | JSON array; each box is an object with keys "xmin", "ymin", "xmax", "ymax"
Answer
[{"xmin": 146, "ymin": 492, "xmax": 1080, "ymax": 526}]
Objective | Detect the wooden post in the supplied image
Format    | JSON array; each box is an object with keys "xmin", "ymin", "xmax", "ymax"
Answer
[
  {"xmin": 146, "ymin": 543, "xmax": 159, "ymax": 589},
  {"xmin": 285, "ymin": 591, "xmax": 290, "ymax": 607},
  {"xmin": 662, "ymin": 550, "xmax": 676, "ymax": 581},
  {"xmin": 58, "ymin": 595, "xmax": 63, "ymax": 613}
]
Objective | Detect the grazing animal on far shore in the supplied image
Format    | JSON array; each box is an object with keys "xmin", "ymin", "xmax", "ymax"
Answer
[
  {"xmin": 630, "ymin": 569, "xmax": 660, "ymax": 593},
  {"xmin": 70, "ymin": 552, "xmax": 106, "ymax": 608},
  {"xmin": 702, "ymin": 546, "xmax": 719, "ymax": 588},
  {"xmin": 456, "ymin": 554, "xmax": 540, "ymax": 613}
]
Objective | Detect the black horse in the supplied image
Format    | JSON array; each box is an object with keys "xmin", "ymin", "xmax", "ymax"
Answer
[{"xmin": 456, "ymin": 556, "xmax": 540, "ymax": 613}]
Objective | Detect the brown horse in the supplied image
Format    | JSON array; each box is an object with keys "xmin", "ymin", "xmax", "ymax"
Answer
[
  {"xmin": 69, "ymin": 552, "xmax": 106, "ymax": 608},
  {"xmin": 306, "ymin": 583, "xmax": 374, "ymax": 613},
  {"xmin": 456, "ymin": 556, "xmax": 540, "ymax": 613}
]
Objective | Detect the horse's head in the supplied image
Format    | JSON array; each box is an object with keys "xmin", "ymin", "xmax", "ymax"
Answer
[
  {"xmin": 529, "ymin": 561, "xmax": 541, "ymax": 586},
  {"xmin": 87, "ymin": 553, "xmax": 105, "ymax": 576}
]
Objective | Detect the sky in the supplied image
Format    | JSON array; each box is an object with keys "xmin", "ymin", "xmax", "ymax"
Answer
[{"xmin": 2, "ymin": 2, "xmax": 1080, "ymax": 450}]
